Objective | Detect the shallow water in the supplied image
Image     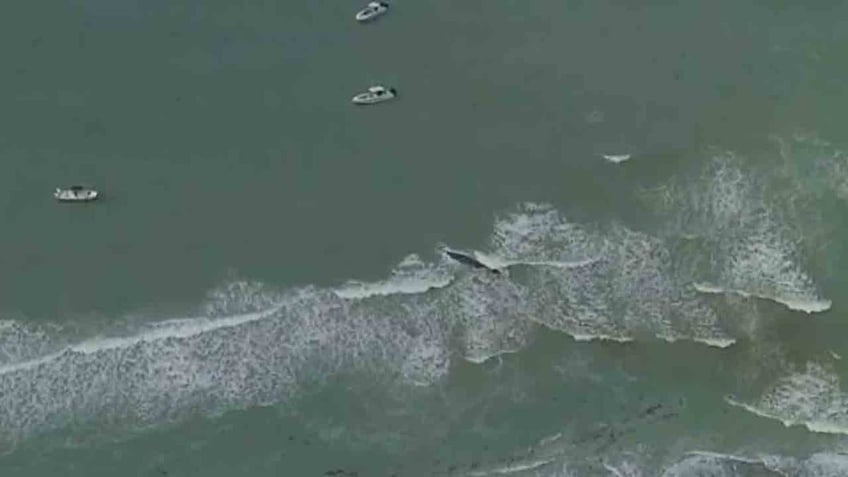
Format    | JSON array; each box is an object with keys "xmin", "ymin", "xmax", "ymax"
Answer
[{"xmin": 1, "ymin": 0, "xmax": 848, "ymax": 475}]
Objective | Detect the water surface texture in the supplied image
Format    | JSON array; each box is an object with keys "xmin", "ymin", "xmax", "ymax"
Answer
[{"xmin": 1, "ymin": 0, "xmax": 848, "ymax": 475}]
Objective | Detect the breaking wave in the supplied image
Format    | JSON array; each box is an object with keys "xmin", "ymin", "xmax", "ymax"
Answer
[
  {"xmin": 725, "ymin": 362, "xmax": 848, "ymax": 435},
  {"xmin": 642, "ymin": 152, "xmax": 830, "ymax": 314},
  {"xmin": 460, "ymin": 438, "xmax": 848, "ymax": 476},
  {"xmin": 490, "ymin": 203, "xmax": 733, "ymax": 347},
  {"xmin": 470, "ymin": 442, "xmax": 848, "ymax": 477},
  {"xmin": 332, "ymin": 254, "xmax": 454, "ymax": 299},
  {"xmin": 0, "ymin": 201, "xmax": 736, "ymax": 449},
  {"xmin": 659, "ymin": 451, "xmax": 848, "ymax": 477},
  {"xmin": 0, "ymin": 143, "xmax": 833, "ymax": 449}
]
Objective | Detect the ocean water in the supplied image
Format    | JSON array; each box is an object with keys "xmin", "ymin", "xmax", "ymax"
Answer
[{"xmin": 2, "ymin": 0, "xmax": 848, "ymax": 475}]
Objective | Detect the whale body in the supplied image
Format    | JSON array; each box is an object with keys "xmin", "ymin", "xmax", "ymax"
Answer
[{"xmin": 444, "ymin": 249, "xmax": 501, "ymax": 275}]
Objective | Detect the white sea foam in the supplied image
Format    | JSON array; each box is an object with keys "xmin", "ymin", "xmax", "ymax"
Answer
[
  {"xmin": 661, "ymin": 453, "xmax": 758, "ymax": 476},
  {"xmin": 489, "ymin": 203, "xmax": 606, "ymax": 267},
  {"xmin": 4, "ymin": 190, "xmax": 825, "ymax": 447},
  {"xmin": 491, "ymin": 204, "xmax": 733, "ymax": 347},
  {"xmin": 0, "ymin": 320, "xmax": 79, "ymax": 372},
  {"xmin": 333, "ymin": 254, "xmax": 454, "ymax": 299},
  {"xmin": 797, "ymin": 453, "xmax": 848, "ymax": 477},
  {"xmin": 475, "ymin": 443, "xmax": 848, "ymax": 477},
  {"xmin": 602, "ymin": 154, "xmax": 632, "ymax": 164},
  {"xmin": 724, "ymin": 363, "xmax": 848, "ymax": 435},
  {"xmin": 603, "ymin": 461, "xmax": 643, "ymax": 477},
  {"xmin": 466, "ymin": 250, "xmax": 513, "ymax": 270},
  {"xmin": 664, "ymin": 450, "xmax": 848, "ymax": 477},
  {"xmin": 438, "ymin": 270, "xmax": 535, "ymax": 364},
  {"xmin": 0, "ymin": 250, "xmax": 523, "ymax": 446},
  {"xmin": 3, "ymin": 224, "xmax": 637, "ymax": 446},
  {"xmin": 691, "ymin": 336, "xmax": 736, "ymax": 348},
  {"xmin": 643, "ymin": 152, "xmax": 830, "ymax": 316},
  {"xmin": 566, "ymin": 332, "xmax": 633, "ymax": 344},
  {"xmin": 693, "ymin": 282, "xmax": 832, "ymax": 313},
  {"xmin": 0, "ymin": 286, "xmax": 455, "ymax": 447},
  {"xmin": 74, "ymin": 307, "xmax": 282, "ymax": 355},
  {"xmin": 333, "ymin": 277, "xmax": 451, "ymax": 299},
  {"xmin": 715, "ymin": 228, "xmax": 831, "ymax": 313},
  {"xmin": 474, "ymin": 250, "xmax": 601, "ymax": 271},
  {"xmin": 489, "ymin": 447, "xmax": 848, "ymax": 477},
  {"xmin": 469, "ymin": 458, "xmax": 556, "ymax": 476},
  {"xmin": 683, "ymin": 451, "xmax": 763, "ymax": 465},
  {"xmin": 658, "ymin": 332, "xmax": 736, "ymax": 349}
]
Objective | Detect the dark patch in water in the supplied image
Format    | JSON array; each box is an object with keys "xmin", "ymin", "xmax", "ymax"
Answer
[
  {"xmin": 323, "ymin": 470, "xmax": 358, "ymax": 477},
  {"xmin": 444, "ymin": 249, "xmax": 501, "ymax": 274}
]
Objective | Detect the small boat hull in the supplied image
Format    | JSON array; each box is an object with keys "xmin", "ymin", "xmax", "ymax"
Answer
[
  {"xmin": 54, "ymin": 188, "xmax": 99, "ymax": 202},
  {"xmin": 356, "ymin": 2, "xmax": 388, "ymax": 22},
  {"xmin": 351, "ymin": 87, "xmax": 396, "ymax": 105}
]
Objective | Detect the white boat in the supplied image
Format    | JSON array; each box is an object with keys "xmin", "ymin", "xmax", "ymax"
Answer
[
  {"xmin": 355, "ymin": 1, "xmax": 389, "ymax": 22},
  {"xmin": 351, "ymin": 85, "xmax": 396, "ymax": 105},
  {"xmin": 54, "ymin": 185, "xmax": 99, "ymax": 202}
]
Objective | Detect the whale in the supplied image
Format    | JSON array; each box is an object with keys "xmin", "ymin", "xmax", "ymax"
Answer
[{"xmin": 443, "ymin": 249, "xmax": 501, "ymax": 275}]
